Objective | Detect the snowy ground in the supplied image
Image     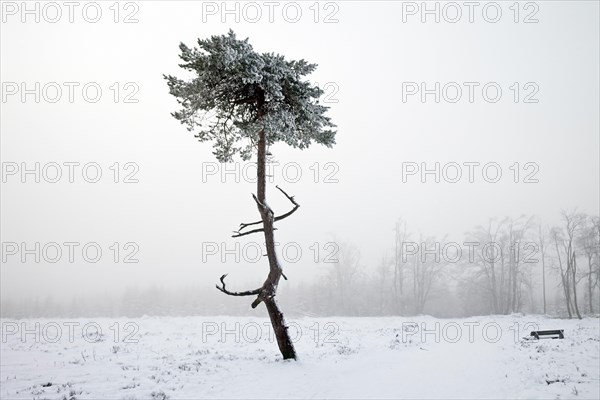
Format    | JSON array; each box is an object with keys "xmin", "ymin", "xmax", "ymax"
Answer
[{"xmin": 1, "ymin": 315, "xmax": 598, "ymax": 399}]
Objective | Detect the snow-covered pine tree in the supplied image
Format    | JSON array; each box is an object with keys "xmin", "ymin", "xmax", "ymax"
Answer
[{"xmin": 164, "ymin": 30, "xmax": 336, "ymax": 360}]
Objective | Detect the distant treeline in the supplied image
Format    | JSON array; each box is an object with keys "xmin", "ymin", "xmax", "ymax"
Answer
[{"xmin": 2, "ymin": 211, "xmax": 598, "ymax": 319}]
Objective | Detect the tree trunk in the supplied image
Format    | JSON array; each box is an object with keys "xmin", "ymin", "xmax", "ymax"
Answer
[
  {"xmin": 554, "ymin": 237, "xmax": 573, "ymax": 318},
  {"xmin": 255, "ymin": 109, "xmax": 297, "ymax": 359},
  {"xmin": 588, "ymin": 254, "xmax": 594, "ymax": 314},
  {"xmin": 263, "ymin": 297, "xmax": 296, "ymax": 359},
  {"xmin": 393, "ymin": 221, "xmax": 406, "ymax": 315},
  {"xmin": 539, "ymin": 228, "xmax": 547, "ymax": 314},
  {"xmin": 217, "ymin": 93, "xmax": 298, "ymax": 360},
  {"xmin": 571, "ymin": 252, "xmax": 582, "ymax": 319},
  {"xmin": 490, "ymin": 262, "xmax": 498, "ymax": 315}
]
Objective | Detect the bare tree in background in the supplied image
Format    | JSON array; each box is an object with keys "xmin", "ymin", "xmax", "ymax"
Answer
[
  {"xmin": 462, "ymin": 217, "xmax": 534, "ymax": 315},
  {"xmin": 393, "ymin": 219, "xmax": 409, "ymax": 314},
  {"xmin": 375, "ymin": 256, "xmax": 394, "ymax": 315},
  {"xmin": 552, "ymin": 226, "xmax": 574, "ymax": 318},
  {"xmin": 328, "ymin": 243, "xmax": 361, "ymax": 315},
  {"xmin": 409, "ymin": 235, "xmax": 445, "ymax": 315},
  {"xmin": 466, "ymin": 218, "xmax": 505, "ymax": 314},
  {"xmin": 552, "ymin": 210, "xmax": 585, "ymax": 319},
  {"xmin": 503, "ymin": 216, "xmax": 534, "ymax": 314},
  {"xmin": 538, "ymin": 224, "xmax": 549, "ymax": 314},
  {"xmin": 577, "ymin": 215, "xmax": 600, "ymax": 314}
]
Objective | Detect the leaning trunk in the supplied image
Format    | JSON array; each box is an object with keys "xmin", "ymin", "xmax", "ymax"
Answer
[
  {"xmin": 264, "ymin": 297, "xmax": 296, "ymax": 359},
  {"xmin": 255, "ymin": 119, "xmax": 297, "ymax": 360}
]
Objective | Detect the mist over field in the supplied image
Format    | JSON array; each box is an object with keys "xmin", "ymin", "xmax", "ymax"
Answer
[{"xmin": 1, "ymin": 1, "xmax": 599, "ymax": 399}]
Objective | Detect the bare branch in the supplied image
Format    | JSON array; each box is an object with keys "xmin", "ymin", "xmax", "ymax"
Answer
[
  {"xmin": 252, "ymin": 193, "xmax": 267, "ymax": 209},
  {"xmin": 232, "ymin": 227, "xmax": 278, "ymax": 238},
  {"xmin": 232, "ymin": 228, "xmax": 266, "ymax": 238},
  {"xmin": 215, "ymin": 274, "xmax": 262, "ymax": 297},
  {"xmin": 251, "ymin": 297, "xmax": 263, "ymax": 309},
  {"xmin": 238, "ymin": 220, "xmax": 263, "ymax": 231},
  {"xmin": 273, "ymin": 185, "xmax": 300, "ymax": 222},
  {"xmin": 235, "ymin": 187, "xmax": 300, "ymax": 234}
]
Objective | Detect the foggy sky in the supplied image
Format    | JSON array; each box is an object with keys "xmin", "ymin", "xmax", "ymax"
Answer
[{"xmin": 1, "ymin": 1, "xmax": 598, "ymax": 308}]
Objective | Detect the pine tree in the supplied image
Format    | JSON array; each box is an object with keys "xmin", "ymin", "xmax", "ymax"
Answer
[{"xmin": 164, "ymin": 30, "xmax": 336, "ymax": 359}]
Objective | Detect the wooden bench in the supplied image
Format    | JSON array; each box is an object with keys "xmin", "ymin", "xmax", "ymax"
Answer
[{"xmin": 530, "ymin": 330, "xmax": 564, "ymax": 339}]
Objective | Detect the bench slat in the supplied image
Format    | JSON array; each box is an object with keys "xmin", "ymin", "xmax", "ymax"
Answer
[{"xmin": 530, "ymin": 330, "xmax": 564, "ymax": 339}]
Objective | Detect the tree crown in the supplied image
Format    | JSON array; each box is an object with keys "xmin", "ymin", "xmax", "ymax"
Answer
[{"xmin": 164, "ymin": 30, "xmax": 336, "ymax": 161}]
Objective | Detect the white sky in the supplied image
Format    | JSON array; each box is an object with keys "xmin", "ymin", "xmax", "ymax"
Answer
[{"xmin": 1, "ymin": 1, "xmax": 599, "ymax": 304}]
